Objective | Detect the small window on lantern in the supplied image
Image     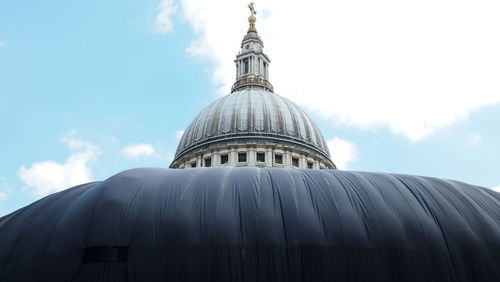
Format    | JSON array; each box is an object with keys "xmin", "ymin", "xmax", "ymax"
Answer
[{"xmin": 244, "ymin": 58, "xmax": 249, "ymax": 74}]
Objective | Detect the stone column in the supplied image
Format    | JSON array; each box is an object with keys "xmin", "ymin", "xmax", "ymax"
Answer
[
  {"xmin": 266, "ymin": 147, "xmax": 273, "ymax": 167},
  {"xmin": 300, "ymin": 154, "xmax": 306, "ymax": 168},
  {"xmin": 253, "ymin": 56, "xmax": 258, "ymax": 75},
  {"xmin": 285, "ymin": 151, "xmax": 291, "ymax": 168},
  {"xmin": 213, "ymin": 152, "xmax": 220, "ymax": 166},
  {"xmin": 249, "ymin": 147, "xmax": 256, "ymax": 166},
  {"xmin": 260, "ymin": 58, "xmax": 263, "ymax": 76},
  {"xmin": 229, "ymin": 148, "xmax": 237, "ymax": 166}
]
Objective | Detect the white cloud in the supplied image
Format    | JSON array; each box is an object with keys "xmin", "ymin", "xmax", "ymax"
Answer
[
  {"xmin": 17, "ymin": 133, "xmax": 100, "ymax": 197},
  {"xmin": 0, "ymin": 192, "xmax": 7, "ymax": 200},
  {"xmin": 492, "ymin": 186, "xmax": 500, "ymax": 193},
  {"xmin": 0, "ymin": 41, "xmax": 6, "ymax": 47},
  {"xmin": 122, "ymin": 143, "xmax": 156, "ymax": 158},
  {"xmin": 327, "ymin": 137, "xmax": 358, "ymax": 170},
  {"xmin": 175, "ymin": 130, "xmax": 185, "ymax": 140},
  {"xmin": 155, "ymin": 0, "xmax": 177, "ymax": 34},
  {"xmin": 169, "ymin": 0, "xmax": 500, "ymax": 141}
]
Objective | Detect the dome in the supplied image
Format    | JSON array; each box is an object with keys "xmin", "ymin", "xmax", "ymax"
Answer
[
  {"xmin": 170, "ymin": 6, "xmax": 336, "ymax": 169},
  {"xmin": 1, "ymin": 167, "xmax": 499, "ymax": 281},
  {"xmin": 172, "ymin": 89, "xmax": 332, "ymax": 166}
]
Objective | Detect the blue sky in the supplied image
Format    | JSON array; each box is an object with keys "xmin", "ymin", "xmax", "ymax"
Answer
[{"xmin": 1, "ymin": 0, "xmax": 499, "ymax": 215}]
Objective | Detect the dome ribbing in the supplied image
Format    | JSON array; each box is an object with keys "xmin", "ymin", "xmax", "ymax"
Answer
[{"xmin": 172, "ymin": 89, "xmax": 332, "ymax": 166}]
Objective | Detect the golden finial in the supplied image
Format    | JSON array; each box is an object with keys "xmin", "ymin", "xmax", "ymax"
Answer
[{"xmin": 248, "ymin": 2, "xmax": 257, "ymax": 31}]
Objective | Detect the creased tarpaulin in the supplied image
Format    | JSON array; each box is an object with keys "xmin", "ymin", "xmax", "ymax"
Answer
[{"xmin": 0, "ymin": 167, "xmax": 499, "ymax": 282}]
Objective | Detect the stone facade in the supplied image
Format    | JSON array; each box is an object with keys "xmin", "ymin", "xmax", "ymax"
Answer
[{"xmin": 172, "ymin": 142, "xmax": 334, "ymax": 169}]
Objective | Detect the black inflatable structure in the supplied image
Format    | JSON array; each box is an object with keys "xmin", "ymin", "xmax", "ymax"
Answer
[{"xmin": 0, "ymin": 167, "xmax": 499, "ymax": 282}]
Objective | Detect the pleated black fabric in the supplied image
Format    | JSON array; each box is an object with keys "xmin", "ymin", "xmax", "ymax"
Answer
[{"xmin": 0, "ymin": 167, "xmax": 499, "ymax": 282}]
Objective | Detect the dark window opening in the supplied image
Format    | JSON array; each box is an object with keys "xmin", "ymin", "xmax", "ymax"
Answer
[
  {"xmin": 307, "ymin": 162, "xmax": 313, "ymax": 169},
  {"xmin": 221, "ymin": 155, "xmax": 228, "ymax": 165},
  {"xmin": 292, "ymin": 157, "xmax": 299, "ymax": 167},
  {"xmin": 257, "ymin": 152, "xmax": 265, "ymax": 162},
  {"xmin": 244, "ymin": 59, "xmax": 249, "ymax": 74},
  {"xmin": 83, "ymin": 246, "xmax": 128, "ymax": 264},
  {"xmin": 191, "ymin": 162, "xmax": 197, "ymax": 168},
  {"xmin": 275, "ymin": 154, "xmax": 283, "ymax": 164},
  {"xmin": 238, "ymin": 152, "xmax": 247, "ymax": 163},
  {"xmin": 204, "ymin": 158, "xmax": 212, "ymax": 167}
]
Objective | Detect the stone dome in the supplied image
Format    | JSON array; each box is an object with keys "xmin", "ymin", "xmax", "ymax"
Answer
[
  {"xmin": 172, "ymin": 89, "xmax": 333, "ymax": 167},
  {"xmin": 170, "ymin": 6, "xmax": 335, "ymax": 169}
]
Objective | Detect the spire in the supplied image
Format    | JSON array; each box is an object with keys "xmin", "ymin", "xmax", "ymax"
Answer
[
  {"xmin": 231, "ymin": 3, "xmax": 273, "ymax": 93},
  {"xmin": 248, "ymin": 2, "xmax": 257, "ymax": 31}
]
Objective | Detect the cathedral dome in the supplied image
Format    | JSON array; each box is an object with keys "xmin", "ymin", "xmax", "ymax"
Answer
[
  {"xmin": 173, "ymin": 89, "xmax": 331, "ymax": 165},
  {"xmin": 170, "ymin": 3, "xmax": 335, "ymax": 169}
]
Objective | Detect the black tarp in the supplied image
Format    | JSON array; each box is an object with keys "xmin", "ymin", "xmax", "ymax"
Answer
[{"xmin": 0, "ymin": 167, "xmax": 499, "ymax": 282}]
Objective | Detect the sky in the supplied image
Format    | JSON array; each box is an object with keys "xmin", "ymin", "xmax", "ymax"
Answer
[{"xmin": 1, "ymin": 0, "xmax": 499, "ymax": 216}]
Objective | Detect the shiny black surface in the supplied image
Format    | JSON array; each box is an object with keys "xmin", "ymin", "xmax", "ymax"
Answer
[{"xmin": 0, "ymin": 167, "xmax": 499, "ymax": 281}]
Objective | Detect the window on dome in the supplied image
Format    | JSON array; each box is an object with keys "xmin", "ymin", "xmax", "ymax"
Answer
[
  {"xmin": 204, "ymin": 157, "xmax": 212, "ymax": 167},
  {"xmin": 307, "ymin": 161, "xmax": 313, "ymax": 169},
  {"xmin": 238, "ymin": 152, "xmax": 247, "ymax": 163},
  {"xmin": 257, "ymin": 152, "xmax": 265, "ymax": 163},
  {"xmin": 274, "ymin": 154, "xmax": 283, "ymax": 164},
  {"xmin": 191, "ymin": 162, "xmax": 197, "ymax": 168},
  {"xmin": 292, "ymin": 157, "xmax": 299, "ymax": 167},
  {"xmin": 221, "ymin": 154, "xmax": 228, "ymax": 165}
]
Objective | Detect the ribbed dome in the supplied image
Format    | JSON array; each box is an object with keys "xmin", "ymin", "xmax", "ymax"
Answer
[{"xmin": 173, "ymin": 89, "xmax": 331, "ymax": 163}]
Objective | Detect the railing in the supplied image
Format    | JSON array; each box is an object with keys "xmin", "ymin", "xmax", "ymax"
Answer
[{"xmin": 231, "ymin": 77, "xmax": 274, "ymax": 93}]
